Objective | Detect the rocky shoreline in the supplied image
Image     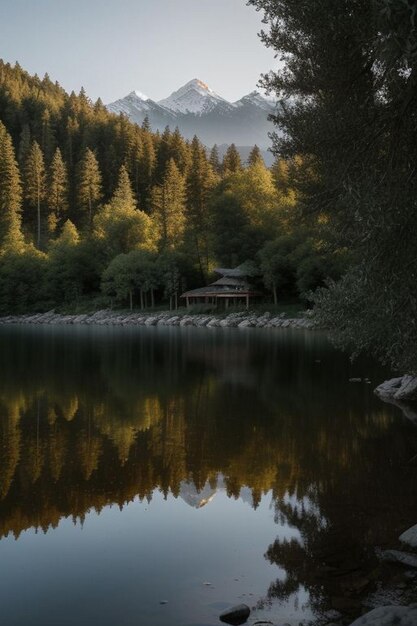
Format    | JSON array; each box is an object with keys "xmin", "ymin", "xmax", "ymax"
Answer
[{"xmin": 0, "ymin": 309, "xmax": 316, "ymax": 330}]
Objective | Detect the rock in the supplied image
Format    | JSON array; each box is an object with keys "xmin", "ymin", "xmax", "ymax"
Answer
[
  {"xmin": 349, "ymin": 378, "xmax": 362, "ymax": 383},
  {"xmin": 219, "ymin": 604, "xmax": 250, "ymax": 625},
  {"xmin": 378, "ymin": 549, "xmax": 417, "ymax": 569},
  {"xmin": 375, "ymin": 376, "xmax": 417, "ymax": 402},
  {"xmin": 399, "ymin": 524, "xmax": 417, "ymax": 549},
  {"xmin": 238, "ymin": 319, "xmax": 253, "ymax": 328},
  {"xmin": 347, "ymin": 605, "xmax": 417, "ymax": 625}
]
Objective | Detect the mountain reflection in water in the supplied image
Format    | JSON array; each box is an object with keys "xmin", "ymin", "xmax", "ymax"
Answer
[{"xmin": 0, "ymin": 325, "xmax": 416, "ymax": 626}]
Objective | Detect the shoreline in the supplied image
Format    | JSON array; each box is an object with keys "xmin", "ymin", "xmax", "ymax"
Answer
[{"xmin": 0, "ymin": 309, "xmax": 317, "ymax": 330}]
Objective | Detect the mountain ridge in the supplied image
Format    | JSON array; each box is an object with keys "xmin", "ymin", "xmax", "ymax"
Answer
[{"xmin": 107, "ymin": 78, "xmax": 276, "ymax": 150}]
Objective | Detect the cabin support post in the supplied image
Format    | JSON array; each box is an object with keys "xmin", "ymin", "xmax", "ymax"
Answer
[
  {"xmin": 186, "ymin": 296, "xmax": 189, "ymax": 308},
  {"xmin": 246, "ymin": 294, "xmax": 249, "ymax": 309}
]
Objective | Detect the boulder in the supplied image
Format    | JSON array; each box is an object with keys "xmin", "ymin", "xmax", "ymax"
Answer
[
  {"xmin": 399, "ymin": 524, "xmax": 417, "ymax": 549},
  {"xmin": 347, "ymin": 606, "xmax": 417, "ymax": 626},
  {"xmin": 378, "ymin": 549, "xmax": 417, "ymax": 569},
  {"xmin": 375, "ymin": 376, "xmax": 417, "ymax": 402},
  {"xmin": 219, "ymin": 604, "xmax": 250, "ymax": 625}
]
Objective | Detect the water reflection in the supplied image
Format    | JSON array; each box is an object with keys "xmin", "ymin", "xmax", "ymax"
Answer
[{"xmin": 0, "ymin": 325, "xmax": 416, "ymax": 624}]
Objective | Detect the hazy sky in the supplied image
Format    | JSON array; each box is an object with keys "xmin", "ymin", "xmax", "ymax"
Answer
[{"xmin": 0, "ymin": 0, "xmax": 276, "ymax": 104}]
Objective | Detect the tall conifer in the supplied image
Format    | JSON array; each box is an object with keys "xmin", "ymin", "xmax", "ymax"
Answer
[
  {"xmin": 48, "ymin": 148, "xmax": 68, "ymax": 233},
  {"xmin": 77, "ymin": 148, "xmax": 102, "ymax": 230},
  {"xmin": 25, "ymin": 141, "xmax": 46, "ymax": 248},
  {"xmin": 222, "ymin": 144, "xmax": 242, "ymax": 175},
  {"xmin": 151, "ymin": 159, "xmax": 186, "ymax": 250},
  {"xmin": 0, "ymin": 122, "xmax": 24, "ymax": 252}
]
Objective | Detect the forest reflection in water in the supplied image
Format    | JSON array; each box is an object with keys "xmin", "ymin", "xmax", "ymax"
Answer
[{"xmin": 0, "ymin": 325, "xmax": 416, "ymax": 626}]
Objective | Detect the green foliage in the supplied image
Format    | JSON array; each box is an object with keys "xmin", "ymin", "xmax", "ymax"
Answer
[
  {"xmin": 24, "ymin": 141, "xmax": 46, "ymax": 247},
  {"xmin": 77, "ymin": 148, "xmax": 102, "ymax": 229},
  {"xmin": 94, "ymin": 165, "xmax": 155, "ymax": 260},
  {"xmin": 101, "ymin": 249, "xmax": 157, "ymax": 310},
  {"xmin": 250, "ymin": 0, "xmax": 417, "ymax": 371},
  {"xmin": 151, "ymin": 158, "xmax": 186, "ymax": 251},
  {"xmin": 0, "ymin": 59, "xmax": 346, "ymax": 314},
  {"xmin": 222, "ymin": 143, "xmax": 242, "ymax": 175},
  {"xmin": 0, "ymin": 122, "xmax": 24, "ymax": 252},
  {"xmin": 47, "ymin": 147, "xmax": 68, "ymax": 233},
  {"xmin": 0, "ymin": 247, "xmax": 47, "ymax": 313}
]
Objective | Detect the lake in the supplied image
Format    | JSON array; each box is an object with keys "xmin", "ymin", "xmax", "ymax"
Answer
[{"xmin": 0, "ymin": 325, "xmax": 416, "ymax": 626}]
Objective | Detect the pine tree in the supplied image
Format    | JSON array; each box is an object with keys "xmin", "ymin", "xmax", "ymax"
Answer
[
  {"xmin": 170, "ymin": 127, "xmax": 190, "ymax": 174},
  {"xmin": 142, "ymin": 116, "xmax": 151, "ymax": 132},
  {"xmin": 137, "ymin": 132, "xmax": 156, "ymax": 211},
  {"xmin": 155, "ymin": 126, "xmax": 172, "ymax": 182},
  {"xmin": 77, "ymin": 148, "xmax": 102, "ymax": 230},
  {"xmin": 151, "ymin": 159, "xmax": 186, "ymax": 250},
  {"xmin": 112, "ymin": 164, "xmax": 137, "ymax": 208},
  {"xmin": 17, "ymin": 124, "xmax": 31, "ymax": 167},
  {"xmin": 0, "ymin": 122, "xmax": 24, "ymax": 252},
  {"xmin": 25, "ymin": 140, "xmax": 46, "ymax": 248},
  {"xmin": 186, "ymin": 136, "xmax": 216, "ymax": 277},
  {"xmin": 209, "ymin": 145, "xmax": 221, "ymax": 174},
  {"xmin": 248, "ymin": 145, "xmax": 264, "ymax": 167},
  {"xmin": 47, "ymin": 148, "xmax": 68, "ymax": 233},
  {"xmin": 222, "ymin": 144, "xmax": 242, "ymax": 175}
]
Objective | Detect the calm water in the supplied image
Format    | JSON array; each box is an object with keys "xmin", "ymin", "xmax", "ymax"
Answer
[{"xmin": 0, "ymin": 325, "xmax": 416, "ymax": 626}]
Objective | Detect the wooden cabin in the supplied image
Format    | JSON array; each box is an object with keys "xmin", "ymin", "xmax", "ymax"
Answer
[{"xmin": 181, "ymin": 267, "xmax": 261, "ymax": 309}]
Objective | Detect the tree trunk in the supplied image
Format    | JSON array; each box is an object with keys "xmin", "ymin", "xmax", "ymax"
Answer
[
  {"xmin": 273, "ymin": 284, "xmax": 277, "ymax": 305},
  {"xmin": 129, "ymin": 290, "xmax": 133, "ymax": 311},
  {"xmin": 151, "ymin": 288, "xmax": 155, "ymax": 309},
  {"xmin": 169, "ymin": 296, "xmax": 173, "ymax": 311},
  {"xmin": 37, "ymin": 190, "xmax": 41, "ymax": 248},
  {"xmin": 175, "ymin": 293, "xmax": 178, "ymax": 310},
  {"xmin": 140, "ymin": 289, "xmax": 144, "ymax": 310}
]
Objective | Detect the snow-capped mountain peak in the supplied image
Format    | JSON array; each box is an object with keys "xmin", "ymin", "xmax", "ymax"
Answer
[
  {"xmin": 106, "ymin": 79, "xmax": 276, "ymax": 151},
  {"xmin": 158, "ymin": 78, "xmax": 230, "ymax": 115},
  {"xmin": 133, "ymin": 90, "xmax": 149, "ymax": 101},
  {"xmin": 234, "ymin": 90, "xmax": 275, "ymax": 111}
]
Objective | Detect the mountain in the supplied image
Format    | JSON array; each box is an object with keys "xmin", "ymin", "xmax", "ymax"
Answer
[{"xmin": 107, "ymin": 79, "xmax": 277, "ymax": 150}]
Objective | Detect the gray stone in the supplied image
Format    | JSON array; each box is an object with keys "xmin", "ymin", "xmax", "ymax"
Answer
[
  {"xmin": 219, "ymin": 604, "xmax": 250, "ymax": 625},
  {"xmin": 400, "ymin": 524, "xmax": 417, "ymax": 549},
  {"xmin": 375, "ymin": 376, "xmax": 417, "ymax": 402},
  {"xmin": 348, "ymin": 606, "xmax": 417, "ymax": 626},
  {"xmin": 378, "ymin": 549, "xmax": 417, "ymax": 569}
]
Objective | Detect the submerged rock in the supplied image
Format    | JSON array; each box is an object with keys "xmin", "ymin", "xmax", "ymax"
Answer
[
  {"xmin": 378, "ymin": 549, "xmax": 417, "ymax": 569},
  {"xmin": 348, "ymin": 605, "xmax": 417, "ymax": 625},
  {"xmin": 219, "ymin": 603, "xmax": 250, "ymax": 625},
  {"xmin": 399, "ymin": 524, "xmax": 417, "ymax": 549}
]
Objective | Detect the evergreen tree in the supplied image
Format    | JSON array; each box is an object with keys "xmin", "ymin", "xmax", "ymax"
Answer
[
  {"xmin": 151, "ymin": 159, "xmax": 186, "ymax": 250},
  {"xmin": 141, "ymin": 116, "xmax": 151, "ymax": 132},
  {"xmin": 25, "ymin": 141, "xmax": 46, "ymax": 248},
  {"xmin": 94, "ymin": 165, "xmax": 155, "ymax": 259},
  {"xmin": 248, "ymin": 145, "xmax": 264, "ymax": 167},
  {"xmin": 0, "ymin": 122, "xmax": 24, "ymax": 252},
  {"xmin": 222, "ymin": 144, "xmax": 242, "ymax": 175},
  {"xmin": 17, "ymin": 124, "xmax": 31, "ymax": 167},
  {"xmin": 77, "ymin": 148, "xmax": 102, "ymax": 230},
  {"xmin": 209, "ymin": 145, "xmax": 221, "ymax": 174},
  {"xmin": 112, "ymin": 164, "xmax": 137, "ymax": 207},
  {"xmin": 186, "ymin": 136, "xmax": 216, "ymax": 278},
  {"xmin": 47, "ymin": 148, "xmax": 68, "ymax": 233},
  {"xmin": 137, "ymin": 132, "xmax": 156, "ymax": 211},
  {"xmin": 155, "ymin": 126, "xmax": 172, "ymax": 182},
  {"xmin": 170, "ymin": 127, "xmax": 190, "ymax": 174}
]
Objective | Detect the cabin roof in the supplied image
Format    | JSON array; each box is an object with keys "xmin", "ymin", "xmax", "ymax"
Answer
[{"xmin": 214, "ymin": 267, "xmax": 247, "ymax": 278}]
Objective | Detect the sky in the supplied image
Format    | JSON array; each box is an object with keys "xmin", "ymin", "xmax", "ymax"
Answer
[{"xmin": 0, "ymin": 0, "xmax": 276, "ymax": 104}]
